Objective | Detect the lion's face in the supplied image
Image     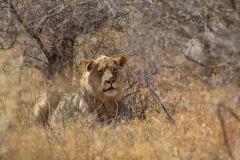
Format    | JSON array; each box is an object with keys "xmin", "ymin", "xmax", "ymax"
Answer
[{"xmin": 80, "ymin": 55, "xmax": 127, "ymax": 100}]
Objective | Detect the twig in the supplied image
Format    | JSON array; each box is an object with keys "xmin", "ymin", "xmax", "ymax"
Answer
[
  {"xmin": 217, "ymin": 102, "xmax": 235, "ymax": 160},
  {"xmin": 226, "ymin": 107, "xmax": 240, "ymax": 121},
  {"xmin": 9, "ymin": 3, "xmax": 52, "ymax": 62},
  {"xmin": 144, "ymin": 77, "xmax": 176, "ymax": 125},
  {"xmin": 115, "ymin": 99, "xmax": 119, "ymax": 119},
  {"xmin": 124, "ymin": 81, "xmax": 138, "ymax": 93},
  {"xmin": 35, "ymin": 3, "xmax": 72, "ymax": 33}
]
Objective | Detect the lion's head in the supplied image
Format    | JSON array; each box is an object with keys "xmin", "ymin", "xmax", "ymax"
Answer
[{"xmin": 80, "ymin": 55, "xmax": 127, "ymax": 101}]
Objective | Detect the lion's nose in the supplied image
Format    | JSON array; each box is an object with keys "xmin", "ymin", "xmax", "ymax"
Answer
[{"xmin": 105, "ymin": 78, "xmax": 115, "ymax": 84}]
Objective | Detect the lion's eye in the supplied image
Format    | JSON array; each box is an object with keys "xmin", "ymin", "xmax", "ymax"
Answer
[
  {"xmin": 113, "ymin": 68, "xmax": 117, "ymax": 73},
  {"xmin": 98, "ymin": 70, "xmax": 103, "ymax": 75}
]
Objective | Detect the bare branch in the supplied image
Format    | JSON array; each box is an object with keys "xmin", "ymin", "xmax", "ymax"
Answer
[
  {"xmin": 9, "ymin": 3, "xmax": 52, "ymax": 63},
  {"xmin": 144, "ymin": 77, "xmax": 176, "ymax": 125},
  {"xmin": 217, "ymin": 102, "xmax": 235, "ymax": 160},
  {"xmin": 226, "ymin": 107, "xmax": 240, "ymax": 122}
]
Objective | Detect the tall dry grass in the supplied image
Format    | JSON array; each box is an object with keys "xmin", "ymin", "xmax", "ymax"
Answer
[{"xmin": 0, "ymin": 49, "xmax": 240, "ymax": 160}]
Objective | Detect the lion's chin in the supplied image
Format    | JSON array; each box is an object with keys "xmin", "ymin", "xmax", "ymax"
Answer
[{"xmin": 103, "ymin": 89, "xmax": 118, "ymax": 97}]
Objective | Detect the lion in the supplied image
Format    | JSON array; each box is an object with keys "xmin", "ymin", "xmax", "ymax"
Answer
[{"xmin": 33, "ymin": 55, "xmax": 128, "ymax": 125}]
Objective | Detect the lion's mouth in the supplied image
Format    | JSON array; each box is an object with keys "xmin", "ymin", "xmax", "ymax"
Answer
[{"xmin": 103, "ymin": 87, "xmax": 116, "ymax": 92}]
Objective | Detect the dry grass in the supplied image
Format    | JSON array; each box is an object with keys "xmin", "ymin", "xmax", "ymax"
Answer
[{"xmin": 0, "ymin": 50, "xmax": 240, "ymax": 160}]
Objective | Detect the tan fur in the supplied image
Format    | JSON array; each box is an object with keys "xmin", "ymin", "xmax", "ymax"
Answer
[
  {"xmin": 33, "ymin": 55, "xmax": 127, "ymax": 125},
  {"xmin": 32, "ymin": 91, "xmax": 61, "ymax": 126}
]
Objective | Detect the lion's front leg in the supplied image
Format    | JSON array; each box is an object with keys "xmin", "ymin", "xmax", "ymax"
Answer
[{"xmin": 32, "ymin": 91, "xmax": 61, "ymax": 126}]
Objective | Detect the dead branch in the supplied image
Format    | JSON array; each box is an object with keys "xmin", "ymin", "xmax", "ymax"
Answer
[
  {"xmin": 9, "ymin": 3, "xmax": 52, "ymax": 63},
  {"xmin": 217, "ymin": 102, "xmax": 235, "ymax": 160},
  {"xmin": 9, "ymin": 2, "xmax": 75, "ymax": 78},
  {"xmin": 226, "ymin": 107, "xmax": 240, "ymax": 122},
  {"xmin": 144, "ymin": 77, "xmax": 176, "ymax": 125}
]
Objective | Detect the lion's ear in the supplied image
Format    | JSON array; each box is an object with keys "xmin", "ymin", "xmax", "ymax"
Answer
[
  {"xmin": 81, "ymin": 59, "xmax": 95, "ymax": 71},
  {"xmin": 113, "ymin": 56, "xmax": 127, "ymax": 67}
]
